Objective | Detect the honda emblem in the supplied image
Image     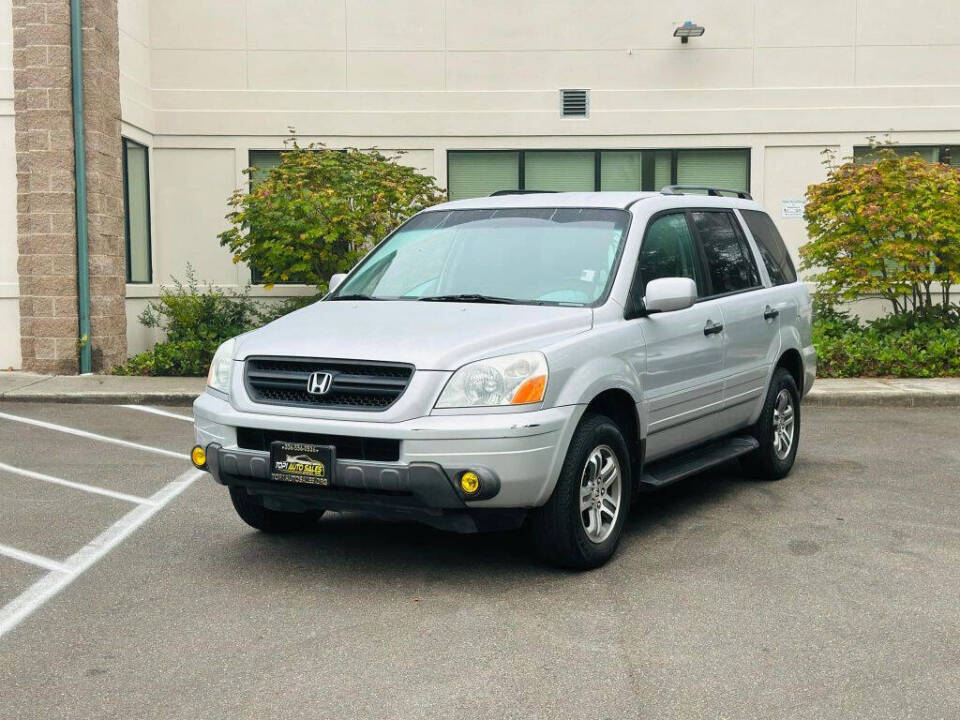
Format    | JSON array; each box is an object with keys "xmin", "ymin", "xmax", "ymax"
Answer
[{"xmin": 306, "ymin": 371, "xmax": 333, "ymax": 395}]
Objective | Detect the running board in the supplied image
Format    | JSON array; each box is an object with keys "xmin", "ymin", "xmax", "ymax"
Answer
[{"xmin": 640, "ymin": 435, "xmax": 759, "ymax": 489}]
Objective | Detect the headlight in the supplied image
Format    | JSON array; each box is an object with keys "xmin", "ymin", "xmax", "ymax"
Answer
[
  {"xmin": 436, "ymin": 352, "xmax": 548, "ymax": 408},
  {"xmin": 206, "ymin": 339, "xmax": 235, "ymax": 395}
]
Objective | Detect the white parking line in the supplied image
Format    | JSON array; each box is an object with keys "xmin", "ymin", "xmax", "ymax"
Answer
[
  {"xmin": 0, "ymin": 461, "xmax": 152, "ymax": 506},
  {"xmin": 0, "ymin": 410, "xmax": 188, "ymax": 461},
  {"xmin": 0, "ymin": 543, "xmax": 68, "ymax": 573},
  {"xmin": 118, "ymin": 405, "xmax": 194, "ymax": 423},
  {"xmin": 0, "ymin": 468, "xmax": 204, "ymax": 639}
]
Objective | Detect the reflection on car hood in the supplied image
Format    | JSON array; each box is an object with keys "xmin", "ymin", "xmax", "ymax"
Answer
[{"xmin": 235, "ymin": 300, "xmax": 593, "ymax": 370}]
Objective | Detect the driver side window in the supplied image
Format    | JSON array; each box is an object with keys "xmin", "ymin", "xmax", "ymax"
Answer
[{"xmin": 631, "ymin": 213, "xmax": 703, "ymax": 308}]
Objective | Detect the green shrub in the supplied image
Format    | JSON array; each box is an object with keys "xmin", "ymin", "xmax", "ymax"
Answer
[
  {"xmin": 813, "ymin": 306, "xmax": 960, "ymax": 378},
  {"xmin": 802, "ymin": 145, "xmax": 960, "ymax": 316},
  {"xmin": 113, "ymin": 266, "xmax": 265, "ymax": 377},
  {"xmin": 218, "ymin": 138, "xmax": 445, "ymax": 292}
]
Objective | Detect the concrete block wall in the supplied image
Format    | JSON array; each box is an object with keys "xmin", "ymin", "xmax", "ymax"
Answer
[{"xmin": 12, "ymin": 0, "xmax": 124, "ymax": 372}]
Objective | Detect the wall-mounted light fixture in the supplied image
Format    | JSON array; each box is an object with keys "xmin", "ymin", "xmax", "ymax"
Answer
[{"xmin": 673, "ymin": 20, "xmax": 705, "ymax": 44}]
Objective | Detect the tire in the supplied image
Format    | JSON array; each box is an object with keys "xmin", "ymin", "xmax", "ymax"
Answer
[
  {"xmin": 228, "ymin": 486, "xmax": 323, "ymax": 533},
  {"xmin": 529, "ymin": 413, "xmax": 632, "ymax": 570},
  {"xmin": 741, "ymin": 367, "xmax": 801, "ymax": 481}
]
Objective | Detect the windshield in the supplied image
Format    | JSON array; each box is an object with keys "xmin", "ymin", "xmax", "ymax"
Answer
[{"xmin": 331, "ymin": 208, "xmax": 630, "ymax": 306}]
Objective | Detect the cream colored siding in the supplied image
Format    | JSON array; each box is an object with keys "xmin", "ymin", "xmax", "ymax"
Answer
[
  {"xmin": 0, "ymin": 0, "xmax": 19, "ymax": 368},
  {"xmin": 95, "ymin": 0, "xmax": 958, "ymax": 355}
]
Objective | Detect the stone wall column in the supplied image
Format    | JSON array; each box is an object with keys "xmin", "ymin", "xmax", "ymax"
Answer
[{"xmin": 12, "ymin": 0, "xmax": 125, "ymax": 374}]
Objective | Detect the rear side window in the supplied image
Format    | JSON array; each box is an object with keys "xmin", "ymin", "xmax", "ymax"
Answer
[
  {"xmin": 740, "ymin": 209, "xmax": 797, "ymax": 285},
  {"xmin": 690, "ymin": 211, "xmax": 761, "ymax": 295}
]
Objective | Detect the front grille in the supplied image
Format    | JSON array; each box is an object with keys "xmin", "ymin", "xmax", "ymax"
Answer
[
  {"xmin": 244, "ymin": 356, "xmax": 414, "ymax": 411},
  {"xmin": 236, "ymin": 427, "xmax": 401, "ymax": 463}
]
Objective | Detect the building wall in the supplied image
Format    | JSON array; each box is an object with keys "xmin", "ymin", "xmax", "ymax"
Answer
[
  {"xmin": 10, "ymin": 0, "xmax": 126, "ymax": 373},
  {"xmin": 40, "ymin": 1, "xmax": 960, "ymax": 357},
  {"xmin": 0, "ymin": 0, "xmax": 20, "ymax": 369}
]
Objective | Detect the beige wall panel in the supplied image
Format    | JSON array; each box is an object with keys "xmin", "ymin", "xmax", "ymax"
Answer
[
  {"xmin": 755, "ymin": 0, "xmax": 856, "ymax": 47},
  {"xmin": 125, "ymin": 298, "xmax": 164, "ymax": 356},
  {"xmin": 755, "ymin": 47, "xmax": 855, "ymax": 88},
  {"xmin": 445, "ymin": 0, "xmax": 753, "ymax": 51},
  {"xmin": 0, "ymin": 114, "xmax": 16, "ymax": 286},
  {"xmin": 762, "ymin": 145, "xmax": 836, "ymax": 266},
  {"xmin": 0, "ymin": 0, "xmax": 9, "ymax": 45},
  {"xmin": 247, "ymin": 0, "xmax": 346, "ymax": 50},
  {"xmin": 446, "ymin": 49, "xmax": 753, "ymax": 91},
  {"xmin": 152, "ymin": 148, "xmax": 240, "ymax": 286},
  {"xmin": 346, "ymin": 0, "xmax": 443, "ymax": 50},
  {"xmin": 0, "ymin": 300, "xmax": 21, "ymax": 369},
  {"xmin": 118, "ymin": 0, "xmax": 150, "ymax": 46},
  {"xmin": 150, "ymin": 0, "xmax": 246, "ymax": 50},
  {"xmin": 858, "ymin": 0, "xmax": 960, "ymax": 45},
  {"xmin": 248, "ymin": 52, "xmax": 346, "ymax": 91},
  {"xmin": 856, "ymin": 45, "xmax": 960, "ymax": 86},
  {"xmin": 347, "ymin": 52, "xmax": 444, "ymax": 90},
  {"xmin": 0, "ymin": 0, "xmax": 9, "ymax": 100},
  {"xmin": 152, "ymin": 50, "xmax": 246, "ymax": 90},
  {"xmin": 391, "ymin": 149, "xmax": 433, "ymax": 176},
  {"xmin": 119, "ymin": 32, "xmax": 151, "ymax": 92}
]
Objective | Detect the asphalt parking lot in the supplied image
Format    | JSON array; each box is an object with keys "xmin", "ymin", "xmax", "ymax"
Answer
[{"xmin": 0, "ymin": 401, "xmax": 958, "ymax": 719}]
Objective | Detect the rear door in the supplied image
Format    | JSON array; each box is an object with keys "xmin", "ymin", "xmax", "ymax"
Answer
[
  {"xmin": 688, "ymin": 209, "xmax": 778, "ymax": 432},
  {"xmin": 626, "ymin": 211, "xmax": 726, "ymax": 461}
]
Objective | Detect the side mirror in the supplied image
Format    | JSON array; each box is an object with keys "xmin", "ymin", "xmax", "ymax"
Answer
[
  {"xmin": 328, "ymin": 273, "xmax": 347, "ymax": 293},
  {"xmin": 643, "ymin": 277, "xmax": 697, "ymax": 313}
]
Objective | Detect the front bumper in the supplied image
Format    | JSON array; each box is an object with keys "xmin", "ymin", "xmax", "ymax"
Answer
[{"xmin": 194, "ymin": 390, "xmax": 582, "ymax": 514}]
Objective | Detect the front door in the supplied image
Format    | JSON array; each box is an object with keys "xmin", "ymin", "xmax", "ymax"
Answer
[{"xmin": 626, "ymin": 212, "xmax": 726, "ymax": 461}]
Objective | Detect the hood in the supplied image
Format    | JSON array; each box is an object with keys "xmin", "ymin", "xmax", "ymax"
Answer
[{"xmin": 235, "ymin": 300, "xmax": 593, "ymax": 370}]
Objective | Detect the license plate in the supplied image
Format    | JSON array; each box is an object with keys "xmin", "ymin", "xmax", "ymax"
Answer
[{"xmin": 269, "ymin": 441, "xmax": 334, "ymax": 486}]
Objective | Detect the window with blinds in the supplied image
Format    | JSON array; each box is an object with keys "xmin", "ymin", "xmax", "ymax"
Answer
[
  {"xmin": 447, "ymin": 151, "xmax": 520, "ymax": 200},
  {"xmin": 854, "ymin": 145, "xmax": 958, "ymax": 165},
  {"xmin": 676, "ymin": 149, "xmax": 749, "ymax": 193},
  {"xmin": 524, "ymin": 151, "xmax": 595, "ymax": 192},
  {"xmin": 122, "ymin": 138, "xmax": 152, "ymax": 283},
  {"xmin": 247, "ymin": 149, "xmax": 306, "ymax": 285},
  {"xmin": 447, "ymin": 148, "xmax": 750, "ymax": 199},
  {"xmin": 249, "ymin": 149, "xmax": 284, "ymax": 183}
]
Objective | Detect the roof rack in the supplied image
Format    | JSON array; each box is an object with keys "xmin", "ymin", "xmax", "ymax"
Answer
[
  {"xmin": 660, "ymin": 185, "xmax": 753, "ymax": 200},
  {"xmin": 488, "ymin": 189, "xmax": 559, "ymax": 196}
]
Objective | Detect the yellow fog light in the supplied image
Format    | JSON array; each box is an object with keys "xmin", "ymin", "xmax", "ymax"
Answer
[
  {"xmin": 191, "ymin": 445, "xmax": 207, "ymax": 469},
  {"xmin": 459, "ymin": 471, "xmax": 480, "ymax": 495}
]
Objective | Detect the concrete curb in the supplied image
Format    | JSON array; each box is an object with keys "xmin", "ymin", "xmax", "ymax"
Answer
[
  {"xmin": 1, "ymin": 372, "xmax": 959, "ymax": 408},
  {"xmin": 805, "ymin": 391, "xmax": 960, "ymax": 407},
  {"xmin": 0, "ymin": 373, "xmax": 205, "ymax": 406}
]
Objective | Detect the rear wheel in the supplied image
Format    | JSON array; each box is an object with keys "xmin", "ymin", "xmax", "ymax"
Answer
[
  {"xmin": 228, "ymin": 487, "xmax": 322, "ymax": 533},
  {"xmin": 742, "ymin": 367, "xmax": 800, "ymax": 481},
  {"xmin": 529, "ymin": 413, "xmax": 631, "ymax": 569}
]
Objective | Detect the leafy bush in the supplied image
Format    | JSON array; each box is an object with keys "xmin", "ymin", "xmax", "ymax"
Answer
[
  {"xmin": 813, "ymin": 305, "xmax": 960, "ymax": 378},
  {"xmin": 113, "ymin": 267, "xmax": 266, "ymax": 376},
  {"xmin": 218, "ymin": 139, "xmax": 446, "ymax": 291},
  {"xmin": 802, "ymin": 145, "xmax": 960, "ymax": 316}
]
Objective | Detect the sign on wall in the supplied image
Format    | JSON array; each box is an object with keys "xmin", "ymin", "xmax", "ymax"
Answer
[{"xmin": 780, "ymin": 199, "xmax": 805, "ymax": 219}]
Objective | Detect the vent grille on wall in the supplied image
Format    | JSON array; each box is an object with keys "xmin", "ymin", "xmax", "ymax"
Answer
[{"xmin": 560, "ymin": 89, "xmax": 589, "ymax": 118}]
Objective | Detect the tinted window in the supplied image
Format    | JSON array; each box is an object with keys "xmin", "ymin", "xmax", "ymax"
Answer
[
  {"xmin": 740, "ymin": 209, "xmax": 797, "ymax": 285},
  {"xmin": 691, "ymin": 211, "xmax": 760, "ymax": 295},
  {"xmin": 633, "ymin": 213, "xmax": 703, "ymax": 305}
]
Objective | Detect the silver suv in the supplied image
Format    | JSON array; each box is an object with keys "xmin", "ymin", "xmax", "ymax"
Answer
[{"xmin": 193, "ymin": 187, "xmax": 815, "ymax": 568}]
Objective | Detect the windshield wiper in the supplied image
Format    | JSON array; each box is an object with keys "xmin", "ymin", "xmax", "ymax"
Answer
[
  {"xmin": 328, "ymin": 293, "xmax": 380, "ymax": 301},
  {"xmin": 417, "ymin": 294, "xmax": 526, "ymax": 305}
]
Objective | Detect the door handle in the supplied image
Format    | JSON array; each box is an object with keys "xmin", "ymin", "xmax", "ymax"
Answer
[
  {"xmin": 763, "ymin": 305, "xmax": 780, "ymax": 320},
  {"xmin": 703, "ymin": 320, "xmax": 724, "ymax": 336}
]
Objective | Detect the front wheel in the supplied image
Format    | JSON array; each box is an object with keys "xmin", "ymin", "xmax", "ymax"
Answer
[
  {"xmin": 742, "ymin": 367, "xmax": 800, "ymax": 481},
  {"xmin": 529, "ymin": 413, "xmax": 632, "ymax": 569},
  {"xmin": 228, "ymin": 487, "xmax": 323, "ymax": 533}
]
